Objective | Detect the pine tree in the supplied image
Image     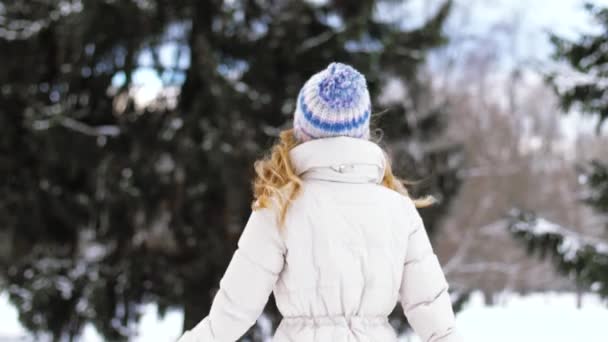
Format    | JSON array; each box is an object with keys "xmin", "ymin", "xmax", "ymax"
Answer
[
  {"xmin": 0, "ymin": 1, "xmax": 462, "ymax": 340},
  {"xmin": 507, "ymin": 4, "xmax": 608, "ymax": 300}
]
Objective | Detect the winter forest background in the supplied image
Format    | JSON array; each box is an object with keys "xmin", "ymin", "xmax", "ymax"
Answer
[{"xmin": 1, "ymin": 0, "xmax": 608, "ymax": 341}]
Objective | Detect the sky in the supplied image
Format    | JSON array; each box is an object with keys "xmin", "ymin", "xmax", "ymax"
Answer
[
  {"xmin": 433, "ymin": 0, "xmax": 608, "ymax": 66},
  {"xmin": 439, "ymin": 0, "xmax": 608, "ymax": 141}
]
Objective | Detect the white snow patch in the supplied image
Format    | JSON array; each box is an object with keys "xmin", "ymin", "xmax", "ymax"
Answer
[
  {"xmin": 511, "ymin": 216, "xmax": 608, "ymax": 261},
  {"xmin": 2, "ymin": 291, "xmax": 608, "ymax": 341},
  {"xmin": 403, "ymin": 291, "xmax": 608, "ymax": 342}
]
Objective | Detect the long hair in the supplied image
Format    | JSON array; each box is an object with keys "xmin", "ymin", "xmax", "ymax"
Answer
[{"xmin": 252, "ymin": 129, "xmax": 434, "ymax": 227}]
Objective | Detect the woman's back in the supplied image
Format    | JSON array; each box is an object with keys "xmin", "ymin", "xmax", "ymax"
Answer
[
  {"xmin": 274, "ymin": 138, "xmax": 412, "ymax": 341},
  {"xmin": 273, "ymin": 137, "xmax": 456, "ymax": 341},
  {"xmin": 177, "ymin": 63, "xmax": 461, "ymax": 342}
]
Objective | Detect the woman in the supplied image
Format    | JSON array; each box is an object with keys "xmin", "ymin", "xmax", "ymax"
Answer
[{"xmin": 178, "ymin": 63, "xmax": 462, "ymax": 341}]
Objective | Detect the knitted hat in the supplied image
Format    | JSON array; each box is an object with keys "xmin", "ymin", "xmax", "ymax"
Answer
[{"xmin": 293, "ymin": 62, "xmax": 371, "ymax": 142}]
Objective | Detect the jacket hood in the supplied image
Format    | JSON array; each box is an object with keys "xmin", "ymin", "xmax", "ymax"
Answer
[{"xmin": 288, "ymin": 136, "xmax": 386, "ymax": 184}]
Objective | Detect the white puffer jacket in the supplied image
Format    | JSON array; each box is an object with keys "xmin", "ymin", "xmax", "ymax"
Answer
[{"xmin": 178, "ymin": 136, "xmax": 462, "ymax": 342}]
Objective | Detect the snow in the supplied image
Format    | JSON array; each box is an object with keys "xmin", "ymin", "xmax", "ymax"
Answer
[
  {"xmin": 0, "ymin": 293, "xmax": 26, "ymax": 341},
  {"xmin": 2, "ymin": 291, "xmax": 608, "ymax": 341},
  {"xmin": 297, "ymin": 30, "xmax": 337, "ymax": 53},
  {"xmin": 403, "ymin": 291, "xmax": 608, "ymax": 342},
  {"xmin": 0, "ymin": 0, "xmax": 84, "ymax": 40},
  {"xmin": 510, "ymin": 215, "xmax": 608, "ymax": 262},
  {"xmin": 0, "ymin": 292, "xmax": 182, "ymax": 342}
]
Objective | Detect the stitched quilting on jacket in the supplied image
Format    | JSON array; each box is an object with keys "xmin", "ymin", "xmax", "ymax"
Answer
[{"xmin": 177, "ymin": 136, "xmax": 462, "ymax": 342}]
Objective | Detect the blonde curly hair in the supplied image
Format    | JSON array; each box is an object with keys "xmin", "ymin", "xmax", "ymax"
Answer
[{"xmin": 252, "ymin": 129, "xmax": 434, "ymax": 227}]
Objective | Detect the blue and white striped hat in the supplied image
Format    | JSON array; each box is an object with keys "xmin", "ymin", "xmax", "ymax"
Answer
[{"xmin": 293, "ymin": 62, "xmax": 371, "ymax": 142}]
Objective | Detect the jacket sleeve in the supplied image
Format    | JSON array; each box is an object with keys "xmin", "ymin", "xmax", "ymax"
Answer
[
  {"xmin": 399, "ymin": 202, "xmax": 463, "ymax": 342},
  {"xmin": 177, "ymin": 207, "xmax": 285, "ymax": 342}
]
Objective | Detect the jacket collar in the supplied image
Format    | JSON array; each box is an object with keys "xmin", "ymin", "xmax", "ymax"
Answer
[{"xmin": 288, "ymin": 136, "xmax": 386, "ymax": 184}]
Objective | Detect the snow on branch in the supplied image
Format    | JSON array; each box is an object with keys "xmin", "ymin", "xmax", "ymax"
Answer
[
  {"xmin": 551, "ymin": 61, "xmax": 608, "ymax": 92},
  {"xmin": 33, "ymin": 117, "xmax": 120, "ymax": 137},
  {"xmin": 58, "ymin": 117, "xmax": 120, "ymax": 137},
  {"xmin": 507, "ymin": 209, "xmax": 608, "ymax": 298},
  {"xmin": 0, "ymin": 1, "xmax": 84, "ymax": 41},
  {"xmin": 296, "ymin": 30, "xmax": 337, "ymax": 53},
  {"xmin": 509, "ymin": 210, "xmax": 608, "ymax": 261}
]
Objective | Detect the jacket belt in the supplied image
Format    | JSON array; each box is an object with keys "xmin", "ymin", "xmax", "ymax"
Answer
[{"xmin": 281, "ymin": 315, "xmax": 389, "ymax": 326}]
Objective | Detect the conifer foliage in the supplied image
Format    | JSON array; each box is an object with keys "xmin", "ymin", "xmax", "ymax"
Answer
[
  {"xmin": 508, "ymin": 4, "xmax": 608, "ymax": 301},
  {"xmin": 0, "ymin": 1, "xmax": 460, "ymax": 340}
]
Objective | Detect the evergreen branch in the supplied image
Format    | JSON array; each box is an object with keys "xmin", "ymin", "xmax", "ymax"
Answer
[
  {"xmin": 507, "ymin": 209, "xmax": 608, "ymax": 298},
  {"xmin": 32, "ymin": 117, "xmax": 121, "ymax": 137}
]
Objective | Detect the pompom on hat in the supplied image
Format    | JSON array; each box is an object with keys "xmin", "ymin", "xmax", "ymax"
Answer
[{"xmin": 293, "ymin": 62, "xmax": 371, "ymax": 142}]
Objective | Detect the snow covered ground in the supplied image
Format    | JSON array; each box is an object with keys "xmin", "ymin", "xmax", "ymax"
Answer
[
  {"xmin": 1, "ymin": 291, "xmax": 607, "ymax": 341},
  {"xmin": 405, "ymin": 291, "xmax": 608, "ymax": 342}
]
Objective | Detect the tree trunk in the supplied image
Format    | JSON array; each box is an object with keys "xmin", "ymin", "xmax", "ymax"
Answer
[{"xmin": 182, "ymin": 289, "xmax": 212, "ymax": 333}]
